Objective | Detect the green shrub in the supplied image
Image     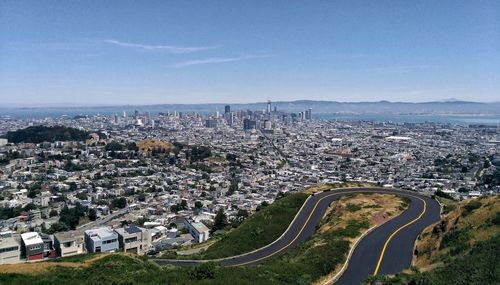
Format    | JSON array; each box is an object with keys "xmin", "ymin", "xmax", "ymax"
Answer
[
  {"xmin": 190, "ymin": 262, "xmax": 219, "ymax": 280},
  {"xmin": 333, "ymin": 219, "xmax": 370, "ymax": 238},
  {"xmin": 490, "ymin": 211, "xmax": 500, "ymax": 225},
  {"xmin": 462, "ymin": 200, "xmax": 482, "ymax": 217},
  {"xmin": 435, "ymin": 190, "xmax": 454, "ymax": 200},
  {"xmin": 346, "ymin": 203, "xmax": 362, "ymax": 212},
  {"xmin": 440, "ymin": 227, "xmax": 472, "ymax": 250}
]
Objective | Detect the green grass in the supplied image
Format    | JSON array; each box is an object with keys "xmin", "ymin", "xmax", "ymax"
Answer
[
  {"xmin": 461, "ymin": 200, "xmax": 482, "ymax": 217},
  {"xmin": 440, "ymin": 227, "xmax": 473, "ymax": 249},
  {"xmin": 51, "ymin": 253, "xmax": 98, "ymax": 263},
  {"xmin": 0, "ymin": 194, "xmax": 357, "ymax": 285},
  {"xmin": 398, "ymin": 197, "xmax": 411, "ymax": 211},
  {"xmin": 346, "ymin": 203, "xmax": 362, "ymax": 212},
  {"xmin": 0, "ymin": 191, "xmax": 380, "ymax": 285},
  {"xmin": 197, "ymin": 192, "xmax": 308, "ymax": 259},
  {"xmin": 363, "ymin": 204, "xmax": 382, "ymax": 209},
  {"xmin": 0, "ymin": 236, "xmax": 348, "ymax": 285}
]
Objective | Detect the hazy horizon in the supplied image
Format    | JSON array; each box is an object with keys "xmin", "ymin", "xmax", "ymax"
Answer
[{"xmin": 2, "ymin": 97, "xmax": 500, "ymax": 109}]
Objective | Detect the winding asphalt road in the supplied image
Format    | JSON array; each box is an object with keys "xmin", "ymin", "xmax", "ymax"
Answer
[{"xmin": 154, "ymin": 187, "xmax": 441, "ymax": 284}]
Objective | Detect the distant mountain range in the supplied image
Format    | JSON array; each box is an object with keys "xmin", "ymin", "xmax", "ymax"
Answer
[{"xmin": 1, "ymin": 100, "xmax": 500, "ymax": 118}]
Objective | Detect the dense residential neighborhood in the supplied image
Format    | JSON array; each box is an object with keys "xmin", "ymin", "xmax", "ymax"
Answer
[{"xmin": 0, "ymin": 105, "xmax": 499, "ymax": 264}]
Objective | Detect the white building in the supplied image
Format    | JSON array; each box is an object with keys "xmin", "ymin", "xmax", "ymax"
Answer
[
  {"xmin": 115, "ymin": 225, "xmax": 152, "ymax": 255},
  {"xmin": 0, "ymin": 234, "xmax": 21, "ymax": 264},
  {"xmin": 188, "ymin": 222, "xmax": 210, "ymax": 243},
  {"xmin": 54, "ymin": 231, "xmax": 86, "ymax": 257}
]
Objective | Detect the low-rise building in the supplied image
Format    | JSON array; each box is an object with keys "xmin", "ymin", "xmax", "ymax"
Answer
[
  {"xmin": 54, "ymin": 231, "xmax": 85, "ymax": 257},
  {"xmin": 188, "ymin": 222, "xmax": 210, "ymax": 243},
  {"xmin": 20, "ymin": 232, "xmax": 44, "ymax": 261},
  {"xmin": 40, "ymin": 233, "xmax": 57, "ymax": 259},
  {"xmin": 84, "ymin": 227, "xmax": 119, "ymax": 253},
  {"xmin": 115, "ymin": 225, "xmax": 150, "ymax": 255},
  {"xmin": 0, "ymin": 234, "xmax": 21, "ymax": 264}
]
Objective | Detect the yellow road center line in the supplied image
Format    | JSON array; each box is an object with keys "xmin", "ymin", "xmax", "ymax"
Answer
[
  {"xmin": 372, "ymin": 196, "xmax": 427, "ymax": 276},
  {"xmin": 233, "ymin": 190, "xmax": 380, "ymax": 266}
]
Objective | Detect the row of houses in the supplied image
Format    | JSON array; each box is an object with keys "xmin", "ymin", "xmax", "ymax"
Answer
[
  {"xmin": 0, "ymin": 225, "xmax": 150, "ymax": 264},
  {"xmin": 0, "ymin": 218, "xmax": 210, "ymax": 264}
]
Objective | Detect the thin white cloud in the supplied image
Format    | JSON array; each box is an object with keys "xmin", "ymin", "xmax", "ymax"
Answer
[
  {"xmin": 173, "ymin": 55, "xmax": 273, "ymax": 68},
  {"xmin": 104, "ymin": 39, "xmax": 218, "ymax": 54},
  {"xmin": 366, "ymin": 65, "xmax": 430, "ymax": 74}
]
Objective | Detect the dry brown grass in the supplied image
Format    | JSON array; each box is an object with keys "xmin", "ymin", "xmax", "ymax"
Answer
[
  {"xmin": 413, "ymin": 195, "xmax": 500, "ymax": 269},
  {"xmin": 0, "ymin": 253, "xmax": 132, "ymax": 275},
  {"xmin": 313, "ymin": 193, "xmax": 406, "ymax": 285},
  {"xmin": 319, "ymin": 193, "xmax": 405, "ymax": 241},
  {"xmin": 136, "ymin": 139, "xmax": 174, "ymax": 153},
  {"xmin": 304, "ymin": 182, "xmax": 376, "ymax": 195}
]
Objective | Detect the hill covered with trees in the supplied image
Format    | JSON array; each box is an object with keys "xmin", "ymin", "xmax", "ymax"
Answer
[{"xmin": 3, "ymin": 125, "xmax": 90, "ymax": 143}]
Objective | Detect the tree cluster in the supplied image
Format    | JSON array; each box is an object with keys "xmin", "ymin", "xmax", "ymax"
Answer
[{"xmin": 3, "ymin": 125, "xmax": 89, "ymax": 143}]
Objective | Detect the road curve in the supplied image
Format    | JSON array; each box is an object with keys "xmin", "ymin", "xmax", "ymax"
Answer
[{"xmin": 154, "ymin": 187, "xmax": 441, "ymax": 284}]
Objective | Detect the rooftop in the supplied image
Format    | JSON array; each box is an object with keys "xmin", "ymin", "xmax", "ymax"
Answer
[
  {"xmin": 115, "ymin": 225, "xmax": 143, "ymax": 236},
  {"xmin": 0, "ymin": 236, "xmax": 20, "ymax": 249},
  {"xmin": 20, "ymin": 232, "xmax": 43, "ymax": 246},
  {"xmin": 54, "ymin": 230, "xmax": 84, "ymax": 243},
  {"xmin": 190, "ymin": 222, "xmax": 209, "ymax": 233},
  {"xmin": 84, "ymin": 227, "xmax": 116, "ymax": 241}
]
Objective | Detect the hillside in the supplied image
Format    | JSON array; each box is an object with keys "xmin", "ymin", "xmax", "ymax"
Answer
[
  {"xmin": 371, "ymin": 195, "xmax": 500, "ymax": 285},
  {"xmin": 136, "ymin": 140, "xmax": 175, "ymax": 154},
  {"xmin": 0, "ymin": 192, "xmax": 407, "ymax": 285},
  {"xmin": 193, "ymin": 192, "xmax": 309, "ymax": 259},
  {"xmin": 2, "ymin": 125, "xmax": 90, "ymax": 143}
]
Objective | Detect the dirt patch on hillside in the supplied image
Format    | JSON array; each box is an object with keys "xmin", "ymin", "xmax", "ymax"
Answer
[
  {"xmin": 0, "ymin": 253, "xmax": 115, "ymax": 275},
  {"xmin": 137, "ymin": 139, "xmax": 174, "ymax": 154}
]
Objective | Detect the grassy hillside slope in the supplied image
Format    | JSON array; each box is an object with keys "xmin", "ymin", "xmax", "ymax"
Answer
[
  {"xmin": 190, "ymin": 192, "xmax": 308, "ymax": 259},
  {"xmin": 0, "ymin": 193, "xmax": 405, "ymax": 285}
]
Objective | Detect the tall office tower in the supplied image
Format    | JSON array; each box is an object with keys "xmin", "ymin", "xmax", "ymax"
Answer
[
  {"xmin": 243, "ymin": 118, "xmax": 257, "ymax": 131},
  {"xmin": 225, "ymin": 112, "xmax": 234, "ymax": 126},
  {"xmin": 274, "ymin": 106, "xmax": 277, "ymax": 113},
  {"xmin": 306, "ymin": 108, "xmax": 312, "ymax": 120},
  {"xmin": 267, "ymin": 100, "xmax": 271, "ymax": 113},
  {"xmin": 225, "ymin": 105, "xmax": 231, "ymax": 114},
  {"xmin": 282, "ymin": 114, "xmax": 288, "ymax": 124},
  {"xmin": 151, "ymin": 119, "xmax": 155, "ymax": 129},
  {"xmin": 122, "ymin": 111, "xmax": 127, "ymax": 118},
  {"xmin": 114, "ymin": 114, "xmax": 119, "ymax": 124},
  {"xmin": 134, "ymin": 110, "xmax": 139, "ymax": 119}
]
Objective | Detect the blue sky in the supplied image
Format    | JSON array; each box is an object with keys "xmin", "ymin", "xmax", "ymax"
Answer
[{"xmin": 1, "ymin": 1, "xmax": 499, "ymax": 106}]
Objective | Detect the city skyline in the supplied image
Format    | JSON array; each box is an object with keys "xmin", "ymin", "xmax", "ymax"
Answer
[{"xmin": 1, "ymin": 1, "xmax": 499, "ymax": 106}]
